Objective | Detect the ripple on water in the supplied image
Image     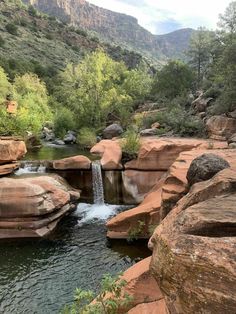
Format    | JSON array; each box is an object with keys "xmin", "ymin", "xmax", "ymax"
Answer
[{"xmin": 0, "ymin": 204, "xmax": 150, "ymax": 314}]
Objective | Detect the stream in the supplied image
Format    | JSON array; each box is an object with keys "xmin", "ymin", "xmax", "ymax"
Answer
[{"xmin": 0, "ymin": 144, "xmax": 150, "ymax": 314}]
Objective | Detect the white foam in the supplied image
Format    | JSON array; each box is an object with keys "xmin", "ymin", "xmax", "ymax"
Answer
[
  {"xmin": 74, "ymin": 203, "xmax": 120, "ymax": 225},
  {"xmin": 15, "ymin": 164, "xmax": 46, "ymax": 176}
]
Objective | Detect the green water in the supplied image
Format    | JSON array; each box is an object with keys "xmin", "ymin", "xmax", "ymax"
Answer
[
  {"xmin": 24, "ymin": 143, "xmax": 97, "ymax": 161},
  {"xmin": 0, "ymin": 208, "xmax": 150, "ymax": 314}
]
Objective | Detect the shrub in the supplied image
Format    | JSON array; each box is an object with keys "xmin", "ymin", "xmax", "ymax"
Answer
[
  {"xmin": 54, "ymin": 108, "xmax": 76, "ymax": 138},
  {"xmin": 28, "ymin": 5, "xmax": 37, "ymax": 17},
  {"xmin": 5, "ymin": 23, "xmax": 18, "ymax": 36},
  {"xmin": 62, "ymin": 273, "xmax": 132, "ymax": 314},
  {"xmin": 78, "ymin": 127, "xmax": 97, "ymax": 148},
  {"xmin": 121, "ymin": 128, "xmax": 141, "ymax": 159},
  {"xmin": 0, "ymin": 35, "xmax": 5, "ymax": 47}
]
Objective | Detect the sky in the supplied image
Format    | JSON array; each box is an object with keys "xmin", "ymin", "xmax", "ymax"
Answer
[{"xmin": 87, "ymin": 0, "xmax": 232, "ymax": 34}]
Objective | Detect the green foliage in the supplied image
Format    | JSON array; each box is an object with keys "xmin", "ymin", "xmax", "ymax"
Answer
[
  {"xmin": 154, "ymin": 103, "xmax": 205, "ymax": 137},
  {"xmin": 152, "ymin": 60, "xmax": 194, "ymax": 99},
  {"xmin": 128, "ymin": 220, "xmax": 146, "ymax": 240},
  {"xmin": 28, "ymin": 4, "xmax": 37, "ymax": 17},
  {"xmin": 187, "ymin": 27, "xmax": 213, "ymax": 87},
  {"xmin": 121, "ymin": 128, "xmax": 141, "ymax": 158},
  {"xmin": 0, "ymin": 35, "xmax": 5, "ymax": 47},
  {"xmin": 54, "ymin": 107, "xmax": 76, "ymax": 138},
  {"xmin": 78, "ymin": 128, "xmax": 97, "ymax": 148},
  {"xmin": 5, "ymin": 22, "xmax": 18, "ymax": 36},
  {"xmin": 54, "ymin": 50, "xmax": 145, "ymax": 129},
  {"xmin": 62, "ymin": 273, "xmax": 133, "ymax": 314},
  {"xmin": 0, "ymin": 66, "xmax": 11, "ymax": 103}
]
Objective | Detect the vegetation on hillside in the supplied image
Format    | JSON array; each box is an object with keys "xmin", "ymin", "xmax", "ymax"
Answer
[{"xmin": 0, "ymin": 0, "xmax": 235, "ymax": 143}]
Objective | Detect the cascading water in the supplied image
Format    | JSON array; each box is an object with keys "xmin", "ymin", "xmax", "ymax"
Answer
[
  {"xmin": 92, "ymin": 161, "xmax": 105, "ymax": 205},
  {"xmin": 14, "ymin": 162, "xmax": 46, "ymax": 175}
]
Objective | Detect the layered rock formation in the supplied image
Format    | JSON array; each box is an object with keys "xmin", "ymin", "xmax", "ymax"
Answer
[
  {"xmin": 22, "ymin": 0, "xmax": 194, "ymax": 62},
  {"xmin": 206, "ymin": 115, "xmax": 236, "ymax": 140},
  {"xmin": 149, "ymin": 168, "xmax": 236, "ymax": 313},
  {"xmin": 0, "ymin": 175, "xmax": 80, "ymax": 238},
  {"xmin": 106, "ymin": 139, "xmax": 230, "ymax": 239},
  {"xmin": 0, "ymin": 138, "xmax": 27, "ymax": 176}
]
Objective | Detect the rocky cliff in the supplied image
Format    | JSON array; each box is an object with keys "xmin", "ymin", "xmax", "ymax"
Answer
[{"xmin": 22, "ymin": 0, "xmax": 194, "ymax": 62}]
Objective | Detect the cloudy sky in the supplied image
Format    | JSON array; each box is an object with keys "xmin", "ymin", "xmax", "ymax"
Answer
[{"xmin": 87, "ymin": 0, "xmax": 232, "ymax": 34}]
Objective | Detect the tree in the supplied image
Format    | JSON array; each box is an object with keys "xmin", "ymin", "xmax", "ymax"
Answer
[
  {"xmin": 218, "ymin": 1, "xmax": 236, "ymax": 34},
  {"xmin": 152, "ymin": 60, "xmax": 194, "ymax": 99},
  {"xmin": 0, "ymin": 66, "xmax": 11, "ymax": 103},
  {"xmin": 187, "ymin": 27, "xmax": 213, "ymax": 87},
  {"xmin": 55, "ymin": 50, "xmax": 134, "ymax": 128}
]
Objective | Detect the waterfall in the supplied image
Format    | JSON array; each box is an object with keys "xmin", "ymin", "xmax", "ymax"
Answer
[{"xmin": 92, "ymin": 162, "xmax": 104, "ymax": 205}]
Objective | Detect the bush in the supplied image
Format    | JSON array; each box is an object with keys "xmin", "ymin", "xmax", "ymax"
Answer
[
  {"xmin": 154, "ymin": 104, "xmax": 205, "ymax": 137},
  {"xmin": 0, "ymin": 35, "xmax": 5, "ymax": 47},
  {"xmin": 54, "ymin": 108, "xmax": 76, "ymax": 138},
  {"xmin": 78, "ymin": 127, "xmax": 97, "ymax": 148},
  {"xmin": 121, "ymin": 128, "xmax": 141, "ymax": 159},
  {"xmin": 62, "ymin": 273, "xmax": 132, "ymax": 314},
  {"xmin": 5, "ymin": 23, "xmax": 18, "ymax": 36}
]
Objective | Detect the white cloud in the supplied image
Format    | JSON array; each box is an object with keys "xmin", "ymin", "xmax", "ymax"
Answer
[{"xmin": 87, "ymin": 0, "xmax": 232, "ymax": 34}]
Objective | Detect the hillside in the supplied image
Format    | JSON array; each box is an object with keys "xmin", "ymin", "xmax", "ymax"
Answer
[
  {"xmin": 0, "ymin": 0, "xmax": 145, "ymax": 80},
  {"xmin": 22, "ymin": 0, "xmax": 194, "ymax": 62}
]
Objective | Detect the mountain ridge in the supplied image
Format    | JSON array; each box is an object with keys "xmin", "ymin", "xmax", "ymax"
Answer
[{"xmin": 22, "ymin": 0, "xmax": 194, "ymax": 62}]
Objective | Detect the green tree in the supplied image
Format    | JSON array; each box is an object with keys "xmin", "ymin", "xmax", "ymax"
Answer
[
  {"xmin": 187, "ymin": 27, "xmax": 213, "ymax": 87},
  {"xmin": 5, "ymin": 23, "xmax": 18, "ymax": 36},
  {"xmin": 0, "ymin": 66, "xmax": 11, "ymax": 103},
  {"xmin": 152, "ymin": 60, "xmax": 194, "ymax": 99},
  {"xmin": 218, "ymin": 1, "xmax": 236, "ymax": 33},
  {"xmin": 12, "ymin": 73, "xmax": 52, "ymax": 135},
  {"xmin": 55, "ymin": 50, "xmax": 133, "ymax": 129}
]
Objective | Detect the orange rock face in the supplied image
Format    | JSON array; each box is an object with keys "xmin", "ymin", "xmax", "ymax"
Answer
[
  {"xmin": 0, "ymin": 139, "xmax": 26, "ymax": 164},
  {"xmin": 128, "ymin": 300, "xmax": 168, "ymax": 314},
  {"xmin": 0, "ymin": 175, "xmax": 80, "ymax": 239},
  {"xmin": 0, "ymin": 162, "xmax": 19, "ymax": 176},
  {"xmin": 52, "ymin": 155, "xmax": 91, "ymax": 170},
  {"xmin": 107, "ymin": 148, "xmax": 236, "ymax": 239},
  {"xmin": 149, "ymin": 168, "xmax": 236, "ymax": 314},
  {"xmin": 125, "ymin": 137, "xmax": 227, "ymax": 170},
  {"xmin": 206, "ymin": 115, "xmax": 236, "ymax": 140},
  {"xmin": 90, "ymin": 139, "xmax": 122, "ymax": 170}
]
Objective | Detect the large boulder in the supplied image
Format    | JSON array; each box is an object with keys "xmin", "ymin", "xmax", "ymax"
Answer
[
  {"xmin": 206, "ymin": 115, "xmax": 236, "ymax": 140},
  {"xmin": 149, "ymin": 168, "xmax": 236, "ymax": 314},
  {"xmin": 0, "ymin": 163, "xmax": 19, "ymax": 176},
  {"xmin": 0, "ymin": 175, "xmax": 80, "ymax": 238},
  {"xmin": 103, "ymin": 123, "xmax": 123, "ymax": 139},
  {"xmin": 90, "ymin": 139, "xmax": 122, "ymax": 170},
  {"xmin": 52, "ymin": 155, "xmax": 91, "ymax": 170},
  {"xmin": 0, "ymin": 139, "xmax": 26, "ymax": 164},
  {"xmin": 187, "ymin": 153, "xmax": 230, "ymax": 186}
]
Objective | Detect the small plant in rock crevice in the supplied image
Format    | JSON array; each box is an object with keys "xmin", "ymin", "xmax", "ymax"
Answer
[
  {"xmin": 62, "ymin": 273, "xmax": 133, "ymax": 314},
  {"xmin": 128, "ymin": 220, "xmax": 146, "ymax": 241}
]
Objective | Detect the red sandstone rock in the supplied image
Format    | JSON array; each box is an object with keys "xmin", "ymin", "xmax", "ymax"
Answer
[
  {"xmin": 0, "ymin": 162, "xmax": 19, "ymax": 176},
  {"xmin": 107, "ymin": 149, "xmax": 236, "ymax": 239},
  {"xmin": 128, "ymin": 300, "xmax": 168, "ymax": 314},
  {"xmin": 90, "ymin": 139, "xmax": 122, "ymax": 170},
  {"xmin": 149, "ymin": 168, "xmax": 236, "ymax": 314},
  {"xmin": 52, "ymin": 155, "xmax": 91, "ymax": 170},
  {"xmin": 206, "ymin": 115, "xmax": 236, "ymax": 140},
  {"xmin": 125, "ymin": 137, "xmax": 227, "ymax": 170},
  {"xmin": 0, "ymin": 175, "xmax": 80, "ymax": 239},
  {"xmin": 0, "ymin": 139, "xmax": 27, "ymax": 164}
]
